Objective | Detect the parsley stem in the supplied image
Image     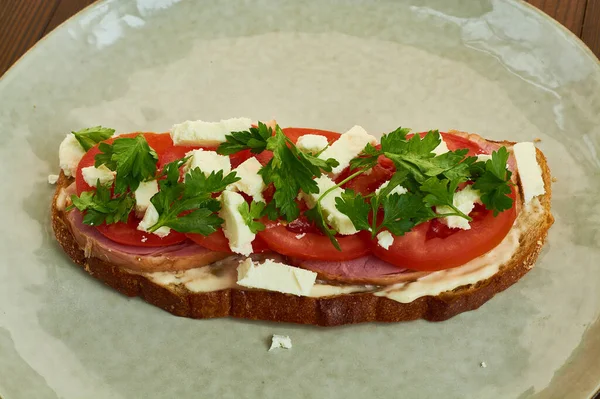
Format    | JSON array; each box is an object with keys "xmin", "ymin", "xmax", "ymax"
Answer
[
  {"xmin": 316, "ymin": 169, "xmax": 366, "ymax": 206},
  {"xmin": 447, "ymin": 205, "xmax": 472, "ymax": 221}
]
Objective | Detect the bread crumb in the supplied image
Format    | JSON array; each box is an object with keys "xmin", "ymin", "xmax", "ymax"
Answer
[
  {"xmin": 480, "ymin": 361, "xmax": 487, "ymax": 368},
  {"xmin": 533, "ymin": 138, "xmax": 541, "ymax": 143},
  {"xmin": 537, "ymin": 240, "xmax": 543, "ymax": 245},
  {"xmin": 552, "ymin": 177, "xmax": 558, "ymax": 183},
  {"xmin": 48, "ymin": 174, "xmax": 59, "ymax": 184},
  {"xmin": 269, "ymin": 335, "xmax": 292, "ymax": 351}
]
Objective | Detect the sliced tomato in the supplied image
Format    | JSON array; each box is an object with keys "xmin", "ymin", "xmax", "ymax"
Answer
[
  {"xmin": 371, "ymin": 190, "xmax": 518, "ymax": 271},
  {"xmin": 258, "ymin": 220, "xmax": 370, "ymax": 261},
  {"xmin": 186, "ymin": 229, "xmax": 269, "ymax": 253},
  {"xmin": 95, "ymin": 213, "xmax": 187, "ymax": 247}
]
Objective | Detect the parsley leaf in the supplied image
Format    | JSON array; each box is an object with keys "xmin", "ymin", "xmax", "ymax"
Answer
[
  {"xmin": 217, "ymin": 122, "xmax": 272, "ymax": 155},
  {"xmin": 95, "ymin": 135, "xmax": 158, "ymax": 194},
  {"xmin": 72, "ymin": 126, "xmax": 115, "ymax": 151},
  {"xmin": 305, "ymin": 204, "xmax": 341, "ymax": 251},
  {"xmin": 380, "ymin": 192, "xmax": 435, "ymax": 236},
  {"xmin": 472, "ymin": 147, "xmax": 513, "ymax": 215},
  {"xmin": 260, "ymin": 125, "xmax": 338, "ymax": 221},
  {"xmin": 238, "ymin": 201, "xmax": 266, "ymax": 234},
  {"xmin": 334, "ymin": 190, "xmax": 371, "ymax": 232},
  {"xmin": 68, "ymin": 181, "xmax": 134, "ymax": 226},
  {"xmin": 147, "ymin": 160, "xmax": 239, "ymax": 235}
]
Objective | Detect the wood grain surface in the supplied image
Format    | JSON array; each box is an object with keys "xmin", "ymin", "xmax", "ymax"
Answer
[{"xmin": 0, "ymin": 0, "xmax": 599, "ymax": 76}]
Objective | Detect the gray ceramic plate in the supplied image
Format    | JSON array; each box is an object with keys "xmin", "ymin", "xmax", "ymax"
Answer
[{"xmin": 1, "ymin": 0, "xmax": 599, "ymax": 398}]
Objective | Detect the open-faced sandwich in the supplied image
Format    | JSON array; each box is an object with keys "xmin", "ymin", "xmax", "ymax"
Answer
[{"xmin": 51, "ymin": 118, "xmax": 553, "ymax": 326}]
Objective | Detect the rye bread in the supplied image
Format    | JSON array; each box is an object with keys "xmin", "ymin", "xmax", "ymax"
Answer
[{"xmin": 50, "ymin": 146, "xmax": 553, "ymax": 326}]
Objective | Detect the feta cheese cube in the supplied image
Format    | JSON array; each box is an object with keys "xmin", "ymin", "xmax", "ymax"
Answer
[
  {"xmin": 59, "ymin": 134, "xmax": 86, "ymax": 177},
  {"xmin": 375, "ymin": 181, "xmax": 408, "ymax": 196},
  {"xmin": 137, "ymin": 203, "xmax": 171, "ymax": 237},
  {"xmin": 376, "ymin": 230, "xmax": 394, "ymax": 250},
  {"xmin": 432, "ymin": 137, "xmax": 449, "ymax": 155},
  {"xmin": 48, "ymin": 174, "xmax": 59, "ymax": 184},
  {"xmin": 237, "ymin": 258, "xmax": 317, "ymax": 296},
  {"xmin": 184, "ymin": 149, "xmax": 231, "ymax": 178},
  {"xmin": 296, "ymin": 134, "xmax": 329, "ymax": 153},
  {"xmin": 301, "ymin": 176, "xmax": 357, "ymax": 235},
  {"xmin": 227, "ymin": 157, "xmax": 265, "ymax": 202},
  {"xmin": 477, "ymin": 154, "xmax": 492, "ymax": 163},
  {"xmin": 134, "ymin": 180, "xmax": 159, "ymax": 215},
  {"xmin": 318, "ymin": 125, "xmax": 377, "ymax": 175},
  {"xmin": 436, "ymin": 185, "xmax": 481, "ymax": 230},
  {"xmin": 170, "ymin": 117, "xmax": 252, "ymax": 146},
  {"xmin": 513, "ymin": 142, "xmax": 545, "ymax": 203},
  {"xmin": 81, "ymin": 165, "xmax": 116, "ymax": 187},
  {"xmin": 269, "ymin": 335, "xmax": 292, "ymax": 351},
  {"xmin": 220, "ymin": 191, "xmax": 255, "ymax": 256}
]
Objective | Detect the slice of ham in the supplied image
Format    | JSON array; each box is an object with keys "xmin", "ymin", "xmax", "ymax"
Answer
[
  {"xmin": 448, "ymin": 130, "xmax": 517, "ymax": 173},
  {"xmin": 288, "ymin": 255, "xmax": 429, "ymax": 285},
  {"xmin": 65, "ymin": 209, "xmax": 231, "ymax": 273}
]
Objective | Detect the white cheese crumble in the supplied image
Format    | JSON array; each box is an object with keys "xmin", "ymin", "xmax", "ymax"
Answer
[
  {"xmin": 237, "ymin": 258, "xmax": 317, "ymax": 296},
  {"xmin": 269, "ymin": 335, "xmax": 292, "ymax": 351},
  {"xmin": 170, "ymin": 117, "xmax": 252, "ymax": 147},
  {"xmin": 296, "ymin": 134, "xmax": 329, "ymax": 153},
  {"xmin": 184, "ymin": 149, "xmax": 231, "ymax": 178},
  {"xmin": 295, "ymin": 233, "xmax": 306, "ymax": 239},
  {"xmin": 48, "ymin": 174, "xmax": 59, "ymax": 184},
  {"xmin": 477, "ymin": 154, "xmax": 492, "ymax": 163},
  {"xmin": 374, "ymin": 181, "xmax": 408, "ymax": 196},
  {"xmin": 81, "ymin": 165, "xmax": 116, "ymax": 187},
  {"xmin": 432, "ymin": 137, "xmax": 449, "ymax": 155},
  {"xmin": 220, "ymin": 191, "xmax": 255, "ymax": 256},
  {"xmin": 318, "ymin": 125, "xmax": 377, "ymax": 175},
  {"xmin": 227, "ymin": 157, "xmax": 265, "ymax": 202},
  {"xmin": 134, "ymin": 180, "xmax": 159, "ymax": 215},
  {"xmin": 513, "ymin": 142, "xmax": 545, "ymax": 203},
  {"xmin": 137, "ymin": 203, "xmax": 171, "ymax": 237},
  {"xmin": 436, "ymin": 185, "xmax": 481, "ymax": 230},
  {"xmin": 59, "ymin": 134, "xmax": 86, "ymax": 177},
  {"xmin": 300, "ymin": 175, "xmax": 357, "ymax": 235},
  {"xmin": 376, "ymin": 230, "xmax": 394, "ymax": 250}
]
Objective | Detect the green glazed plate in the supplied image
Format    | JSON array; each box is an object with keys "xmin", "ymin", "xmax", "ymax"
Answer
[{"xmin": 0, "ymin": 1, "xmax": 599, "ymax": 398}]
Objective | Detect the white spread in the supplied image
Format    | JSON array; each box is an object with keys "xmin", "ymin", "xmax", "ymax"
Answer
[
  {"xmin": 513, "ymin": 142, "xmax": 545, "ymax": 203},
  {"xmin": 48, "ymin": 174, "xmax": 59, "ymax": 184},
  {"xmin": 220, "ymin": 191, "xmax": 255, "ymax": 256},
  {"xmin": 170, "ymin": 117, "xmax": 252, "ymax": 146},
  {"xmin": 81, "ymin": 165, "xmax": 116, "ymax": 187},
  {"xmin": 300, "ymin": 175, "xmax": 357, "ymax": 235},
  {"xmin": 318, "ymin": 125, "xmax": 377, "ymax": 175},
  {"xmin": 227, "ymin": 157, "xmax": 265, "ymax": 202},
  {"xmin": 59, "ymin": 134, "xmax": 86, "ymax": 177},
  {"xmin": 237, "ymin": 258, "xmax": 317, "ymax": 296},
  {"xmin": 296, "ymin": 134, "xmax": 329, "ymax": 153}
]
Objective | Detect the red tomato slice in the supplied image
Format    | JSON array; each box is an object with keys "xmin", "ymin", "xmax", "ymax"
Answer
[
  {"xmin": 371, "ymin": 190, "xmax": 518, "ymax": 271},
  {"xmin": 258, "ymin": 220, "xmax": 370, "ymax": 261},
  {"xmin": 95, "ymin": 213, "xmax": 187, "ymax": 247},
  {"xmin": 186, "ymin": 229, "xmax": 269, "ymax": 253}
]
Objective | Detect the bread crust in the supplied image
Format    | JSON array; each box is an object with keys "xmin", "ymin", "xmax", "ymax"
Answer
[{"xmin": 51, "ymin": 145, "xmax": 554, "ymax": 326}]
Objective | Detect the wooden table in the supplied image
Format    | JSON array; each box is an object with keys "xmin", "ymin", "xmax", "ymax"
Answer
[{"xmin": 0, "ymin": 0, "xmax": 599, "ymax": 77}]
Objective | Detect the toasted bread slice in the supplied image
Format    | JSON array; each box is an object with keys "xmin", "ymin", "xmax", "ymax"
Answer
[{"xmin": 51, "ymin": 143, "xmax": 553, "ymax": 326}]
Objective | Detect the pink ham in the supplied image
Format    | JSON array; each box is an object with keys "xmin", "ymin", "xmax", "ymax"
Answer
[
  {"xmin": 65, "ymin": 209, "xmax": 231, "ymax": 273},
  {"xmin": 289, "ymin": 255, "xmax": 429, "ymax": 285}
]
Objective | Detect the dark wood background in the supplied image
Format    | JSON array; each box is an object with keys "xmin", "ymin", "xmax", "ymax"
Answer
[{"xmin": 0, "ymin": 0, "xmax": 599, "ymax": 77}]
